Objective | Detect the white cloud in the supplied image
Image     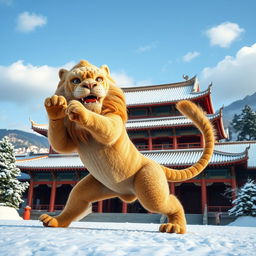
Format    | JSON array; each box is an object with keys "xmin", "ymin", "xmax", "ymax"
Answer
[
  {"xmin": 0, "ymin": 61, "xmax": 148, "ymax": 130},
  {"xmin": 111, "ymin": 72, "xmax": 135, "ymax": 87},
  {"xmin": 0, "ymin": 61, "xmax": 148, "ymax": 104},
  {"xmin": 0, "ymin": 61, "xmax": 75, "ymax": 103},
  {"xmin": 200, "ymin": 43, "xmax": 256, "ymax": 107},
  {"xmin": 112, "ymin": 71, "xmax": 151, "ymax": 87},
  {"xmin": 16, "ymin": 12, "xmax": 47, "ymax": 33},
  {"xmin": 136, "ymin": 42, "xmax": 157, "ymax": 54},
  {"xmin": 206, "ymin": 22, "xmax": 244, "ymax": 48},
  {"xmin": 183, "ymin": 51, "xmax": 200, "ymax": 62}
]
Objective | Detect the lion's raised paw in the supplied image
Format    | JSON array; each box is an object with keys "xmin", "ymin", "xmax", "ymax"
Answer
[
  {"xmin": 159, "ymin": 223, "xmax": 186, "ymax": 234},
  {"xmin": 39, "ymin": 214, "xmax": 59, "ymax": 227}
]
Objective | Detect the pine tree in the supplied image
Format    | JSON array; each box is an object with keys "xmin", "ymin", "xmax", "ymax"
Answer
[
  {"xmin": 229, "ymin": 179, "xmax": 256, "ymax": 217},
  {"xmin": 232, "ymin": 105, "xmax": 256, "ymax": 141},
  {"xmin": 0, "ymin": 136, "xmax": 29, "ymax": 209}
]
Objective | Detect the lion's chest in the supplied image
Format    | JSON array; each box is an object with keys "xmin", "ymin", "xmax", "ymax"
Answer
[{"xmin": 77, "ymin": 141, "xmax": 135, "ymax": 194}]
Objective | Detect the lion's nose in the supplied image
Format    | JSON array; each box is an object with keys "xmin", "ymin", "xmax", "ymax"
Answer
[{"xmin": 82, "ymin": 83, "xmax": 97, "ymax": 89}]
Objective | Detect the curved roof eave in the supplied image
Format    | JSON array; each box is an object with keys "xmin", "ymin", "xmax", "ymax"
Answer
[
  {"xmin": 125, "ymin": 84, "xmax": 211, "ymax": 107},
  {"xmin": 16, "ymin": 148, "xmax": 248, "ymax": 170},
  {"xmin": 122, "ymin": 76, "xmax": 197, "ymax": 92}
]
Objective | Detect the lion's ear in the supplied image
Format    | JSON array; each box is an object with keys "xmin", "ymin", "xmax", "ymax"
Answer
[
  {"xmin": 59, "ymin": 69, "xmax": 68, "ymax": 80},
  {"xmin": 100, "ymin": 65, "xmax": 110, "ymax": 75}
]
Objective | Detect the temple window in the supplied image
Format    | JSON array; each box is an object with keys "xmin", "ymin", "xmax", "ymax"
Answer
[{"xmin": 128, "ymin": 107, "xmax": 148, "ymax": 118}]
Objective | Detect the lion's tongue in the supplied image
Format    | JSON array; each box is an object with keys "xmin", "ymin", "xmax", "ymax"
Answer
[{"xmin": 85, "ymin": 98, "xmax": 97, "ymax": 103}]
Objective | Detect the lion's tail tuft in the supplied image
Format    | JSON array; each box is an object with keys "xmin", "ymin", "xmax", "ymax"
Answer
[{"xmin": 163, "ymin": 100, "xmax": 215, "ymax": 182}]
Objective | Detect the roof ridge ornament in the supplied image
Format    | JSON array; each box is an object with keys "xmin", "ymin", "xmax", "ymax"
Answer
[{"xmin": 182, "ymin": 74, "xmax": 189, "ymax": 81}]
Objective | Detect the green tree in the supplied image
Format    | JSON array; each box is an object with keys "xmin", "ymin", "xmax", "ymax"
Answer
[
  {"xmin": 232, "ymin": 105, "xmax": 256, "ymax": 141},
  {"xmin": 0, "ymin": 136, "xmax": 29, "ymax": 209}
]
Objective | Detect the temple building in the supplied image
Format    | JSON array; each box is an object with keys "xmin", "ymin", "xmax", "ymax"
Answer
[{"xmin": 16, "ymin": 76, "xmax": 256, "ymax": 215}]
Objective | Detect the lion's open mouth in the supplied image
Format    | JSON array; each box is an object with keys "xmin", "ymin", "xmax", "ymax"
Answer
[{"xmin": 79, "ymin": 95, "xmax": 99, "ymax": 104}]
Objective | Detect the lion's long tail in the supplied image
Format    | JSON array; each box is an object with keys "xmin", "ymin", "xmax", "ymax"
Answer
[{"xmin": 162, "ymin": 100, "xmax": 215, "ymax": 182}]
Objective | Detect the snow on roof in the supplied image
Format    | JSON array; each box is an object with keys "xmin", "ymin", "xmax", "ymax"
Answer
[
  {"xmin": 142, "ymin": 148, "xmax": 247, "ymax": 166},
  {"xmin": 126, "ymin": 111, "xmax": 221, "ymax": 130},
  {"xmin": 17, "ymin": 172, "xmax": 30, "ymax": 180},
  {"xmin": 16, "ymin": 148, "xmax": 247, "ymax": 169},
  {"xmin": 31, "ymin": 109, "xmax": 220, "ymax": 132},
  {"xmin": 124, "ymin": 84, "xmax": 210, "ymax": 106},
  {"xmin": 215, "ymin": 141, "xmax": 256, "ymax": 168},
  {"xmin": 16, "ymin": 154, "xmax": 83, "ymax": 169}
]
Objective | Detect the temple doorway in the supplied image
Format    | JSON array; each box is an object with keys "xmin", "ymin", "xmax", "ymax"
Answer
[{"xmin": 175, "ymin": 183, "xmax": 201, "ymax": 213}]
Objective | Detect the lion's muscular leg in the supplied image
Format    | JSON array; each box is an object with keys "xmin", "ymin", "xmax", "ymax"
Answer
[
  {"xmin": 39, "ymin": 174, "xmax": 117, "ymax": 227},
  {"xmin": 134, "ymin": 162, "xmax": 186, "ymax": 234}
]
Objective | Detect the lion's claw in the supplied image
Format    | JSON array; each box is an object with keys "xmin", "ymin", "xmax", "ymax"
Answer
[
  {"xmin": 39, "ymin": 214, "xmax": 59, "ymax": 227},
  {"xmin": 44, "ymin": 95, "xmax": 67, "ymax": 120},
  {"xmin": 66, "ymin": 100, "xmax": 87, "ymax": 123},
  {"xmin": 159, "ymin": 223, "xmax": 185, "ymax": 234}
]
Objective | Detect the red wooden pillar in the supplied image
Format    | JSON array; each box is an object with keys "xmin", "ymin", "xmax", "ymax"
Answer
[
  {"xmin": 148, "ymin": 136, "xmax": 153, "ymax": 150},
  {"xmin": 98, "ymin": 201, "xmax": 103, "ymax": 213},
  {"xmin": 49, "ymin": 179, "xmax": 56, "ymax": 212},
  {"xmin": 169, "ymin": 182, "xmax": 175, "ymax": 195},
  {"xmin": 231, "ymin": 166, "xmax": 237, "ymax": 202},
  {"xmin": 122, "ymin": 202, "xmax": 127, "ymax": 213},
  {"xmin": 27, "ymin": 179, "xmax": 34, "ymax": 208},
  {"xmin": 200, "ymin": 134, "xmax": 205, "ymax": 147},
  {"xmin": 173, "ymin": 136, "xmax": 177, "ymax": 149},
  {"xmin": 201, "ymin": 178, "xmax": 207, "ymax": 214}
]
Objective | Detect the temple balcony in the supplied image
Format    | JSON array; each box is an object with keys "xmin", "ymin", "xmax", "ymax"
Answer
[{"xmin": 134, "ymin": 142, "xmax": 202, "ymax": 151}]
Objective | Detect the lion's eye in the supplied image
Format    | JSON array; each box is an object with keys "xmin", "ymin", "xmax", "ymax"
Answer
[
  {"xmin": 96, "ymin": 77, "xmax": 103, "ymax": 82},
  {"xmin": 72, "ymin": 78, "xmax": 81, "ymax": 84}
]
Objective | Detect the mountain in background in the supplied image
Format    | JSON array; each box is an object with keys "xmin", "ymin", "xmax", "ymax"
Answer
[
  {"xmin": 222, "ymin": 92, "xmax": 256, "ymax": 127},
  {"xmin": 0, "ymin": 129, "xmax": 49, "ymax": 154},
  {"xmin": 222, "ymin": 92, "xmax": 256, "ymax": 140}
]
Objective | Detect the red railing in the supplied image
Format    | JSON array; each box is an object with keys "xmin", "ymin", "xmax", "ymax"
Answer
[
  {"xmin": 32, "ymin": 204, "xmax": 49, "ymax": 210},
  {"xmin": 135, "ymin": 145, "xmax": 149, "ymax": 150},
  {"xmin": 32, "ymin": 204, "xmax": 65, "ymax": 211},
  {"xmin": 55, "ymin": 205, "xmax": 65, "ymax": 210},
  {"xmin": 152, "ymin": 144, "xmax": 173, "ymax": 150},
  {"xmin": 177, "ymin": 143, "xmax": 201, "ymax": 149},
  {"xmin": 135, "ymin": 143, "xmax": 201, "ymax": 151}
]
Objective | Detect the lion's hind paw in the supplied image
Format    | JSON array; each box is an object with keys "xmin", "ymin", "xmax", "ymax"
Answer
[
  {"xmin": 39, "ymin": 214, "xmax": 59, "ymax": 227},
  {"xmin": 159, "ymin": 223, "xmax": 186, "ymax": 234}
]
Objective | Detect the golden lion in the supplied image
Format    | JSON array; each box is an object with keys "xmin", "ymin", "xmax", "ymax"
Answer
[{"xmin": 39, "ymin": 60, "xmax": 214, "ymax": 234}]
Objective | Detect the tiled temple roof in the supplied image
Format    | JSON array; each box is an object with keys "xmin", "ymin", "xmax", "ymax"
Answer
[
  {"xmin": 215, "ymin": 141, "xmax": 256, "ymax": 168},
  {"xmin": 16, "ymin": 147, "xmax": 248, "ymax": 170},
  {"xmin": 31, "ymin": 109, "xmax": 222, "ymax": 132},
  {"xmin": 123, "ymin": 78, "xmax": 212, "ymax": 106}
]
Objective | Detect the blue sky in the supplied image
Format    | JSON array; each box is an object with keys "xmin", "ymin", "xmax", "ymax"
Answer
[{"xmin": 0, "ymin": 0, "xmax": 256, "ymax": 132}]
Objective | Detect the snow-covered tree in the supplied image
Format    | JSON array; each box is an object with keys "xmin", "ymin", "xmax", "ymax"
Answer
[
  {"xmin": 232, "ymin": 105, "xmax": 256, "ymax": 141},
  {"xmin": 229, "ymin": 179, "xmax": 256, "ymax": 217},
  {"xmin": 0, "ymin": 136, "xmax": 29, "ymax": 209}
]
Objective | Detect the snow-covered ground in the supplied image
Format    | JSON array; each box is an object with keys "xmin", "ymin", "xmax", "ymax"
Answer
[
  {"xmin": 0, "ymin": 206, "xmax": 22, "ymax": 220},
  {"xmin": 228, "ymin": 216, "xmax": 256, "ymax": 227},
  {"xmin": 0, "ymin": 219, "xmax": 256, "ymax": 256}
]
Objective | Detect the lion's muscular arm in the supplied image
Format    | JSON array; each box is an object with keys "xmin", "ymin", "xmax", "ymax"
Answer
[
  {"xmin": 67, "ymin": 100, "xmax": 123, "ymax": 145},
  {"xmin": 84, "ymin": 113, "xmax": 123, "ymax": 145},
  {"xmin": 45, "ymin": 96, "xmax": 77, "ymax": 153},
  {"xmin": 48, "ymin": 119, "xmax": 77, "ymax": 153}
]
